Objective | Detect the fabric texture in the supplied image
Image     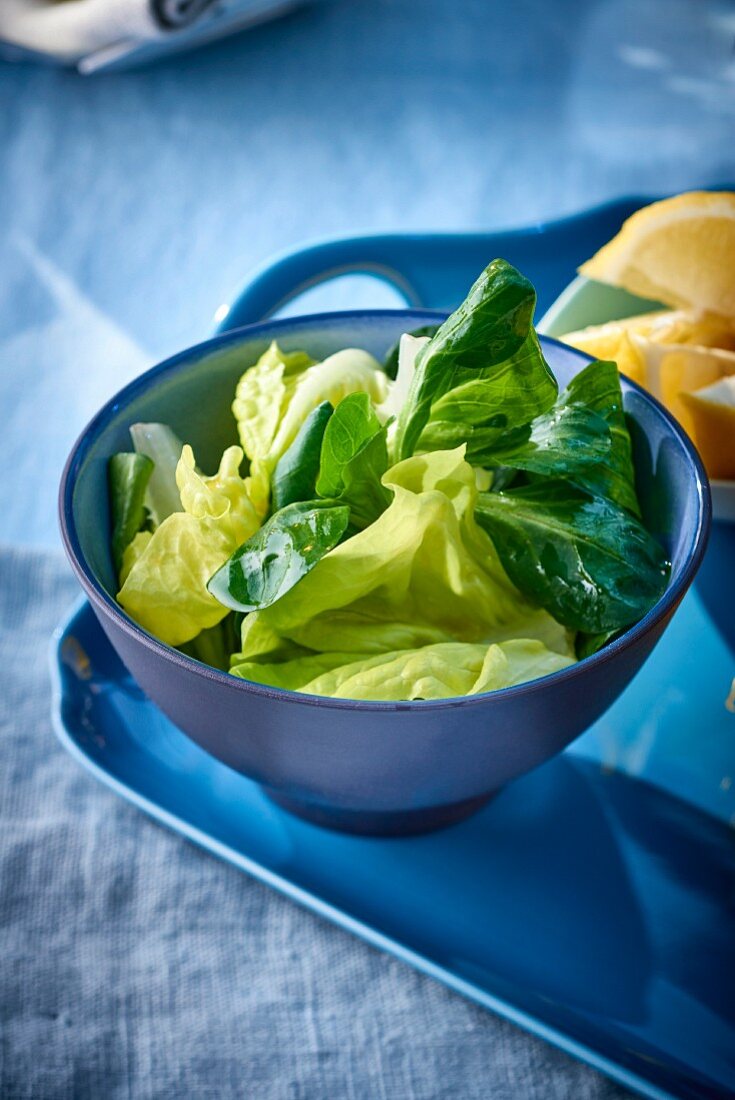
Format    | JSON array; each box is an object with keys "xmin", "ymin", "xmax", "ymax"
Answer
[{"xmin": 0, "ymin": 545, "xmax": 628, "ymax": 1098}]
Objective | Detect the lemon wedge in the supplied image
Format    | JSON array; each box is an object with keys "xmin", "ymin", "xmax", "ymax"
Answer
[
  {"xmin": 680, "ymin": 376, "xmax": 735, "ymax": 479},
  {"xmin": 559, "ymin": 318, "xmax": 646, "ymax": 383},
  {"xmin": 563, "ymin": 309, "xmax": 735, "ymax": 351},
  {"xmin": 579, "ymin": 191, "xmax": 735, "ymax": 317},
  {"xmin": 632, "ymin": 340, "xmax": 735, "ymax": 431},
  {"xmin": 561, "ymin": 310, "xmax": 735, "ymax": 389},
  {"xmin": 561, "ymin": 317, "xmax": 735, "ymax": 438}
]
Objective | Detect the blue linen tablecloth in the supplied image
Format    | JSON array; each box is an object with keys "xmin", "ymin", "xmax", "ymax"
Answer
[
  {"xmin": 1, "ymin": 547, "xmax": 631, "ymax": 1099},
  {"xmin": 1, "ymin": 0, "xmax": 734, "ymax": 1095}
]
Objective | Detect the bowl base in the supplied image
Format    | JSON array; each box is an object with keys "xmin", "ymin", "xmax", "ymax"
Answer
[{"xmin": 262, "ymin": 788, "xmax": 495, "ymax": 836}]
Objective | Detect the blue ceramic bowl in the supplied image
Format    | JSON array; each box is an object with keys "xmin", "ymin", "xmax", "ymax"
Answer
[{"xmin": 59, "ymin": 311, "xmax": 710, "ymax": 836}]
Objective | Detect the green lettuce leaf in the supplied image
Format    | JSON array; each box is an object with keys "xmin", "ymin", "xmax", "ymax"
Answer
[
  {"xmin": 558, "ymin": 359, "xmax": 641, "ymax": 516},
  {"xmin": 392, "ymin": 260, "xmax": 557, "ymax": 461},
  {"xmin": 208, "ymin": 499, "xmax": 350, "ymax": 613},
  {"xmin": 271, "ymin": 400, "xmax": 333, "ymax": 512},
  {"xmin": 419, "ymin": 329, "xmax": 558, "ymax": 456},
  {"xmin": 475, "ymin": 481, "xmax": 669, "ymax": 633},
  {"xmin": 316, "ymin": 392, "xmax": 392, "ymax": 529},
  {"xmin": 117, "ymin": 444, "xmax": 260, "ymax": 646},
  {"xmin": 317, "ymin": 392, "xmax": 383, "ymax": 497},
  {"xmin": 458, "ymin": 401, "xmax": 611, "ymax": 477},
  {"xmin": 575, "ymin": 628, "xmax": 621, "ymax": 660},
  {"xmin": 108, "ymin": 452, "xmax": 153, "ymax": 578}
]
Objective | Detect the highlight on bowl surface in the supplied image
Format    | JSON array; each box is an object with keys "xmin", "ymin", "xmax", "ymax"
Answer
[
  {"xmin": 108, "ymin": 259, "xmax": 671, "ymax": 703},
  {"xmin": 560, "ymin": 190, "xmax": 735, "ymax": 482}
]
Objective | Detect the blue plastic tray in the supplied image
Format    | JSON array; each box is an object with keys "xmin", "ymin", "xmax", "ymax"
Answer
[
  {"xmin": 53, "ymin": 201, "xmax": 735, "ymax": 1099},
  {"xmin": 53, "ymin": 599, "xmax": 735, "ymax": 1100}
]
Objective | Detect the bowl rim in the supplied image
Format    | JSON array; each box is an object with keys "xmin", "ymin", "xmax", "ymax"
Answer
[{"xmin": 59, "ymin": 309, "xmax": 712, "ymax": 713}]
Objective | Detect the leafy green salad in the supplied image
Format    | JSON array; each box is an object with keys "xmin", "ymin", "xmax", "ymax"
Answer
[{"xmin": 108, "ymin": 260, "xmax": 670, "ymax": 701}]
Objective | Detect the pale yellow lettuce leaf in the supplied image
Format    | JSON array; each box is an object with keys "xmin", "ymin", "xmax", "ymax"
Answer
[
  {"xmin": 119, "ymin": 530, "xmax": 152, "ymax": 586},
  {"xmin": 231, "ymin": 639, "xmax": 573, "ymax": 700},
  {"xmin": 232, "ymin": 342, "xmax": 313, "ymax": 514},
  {"xmin": 117, "ymin": 445, "xmax": 259, "ymax": 646},
  {"xmin": 232, "ymin": 342, "xmax": 313, "ymax": 461}
]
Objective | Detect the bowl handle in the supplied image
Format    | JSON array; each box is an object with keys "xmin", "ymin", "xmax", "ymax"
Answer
[
  {"xmin": 212, "ymin": 233, "xmax": 483, "ymax": 332},
  {"xmin": 211, "ymin": 197, "xmax": 650, "ymax": 334}
]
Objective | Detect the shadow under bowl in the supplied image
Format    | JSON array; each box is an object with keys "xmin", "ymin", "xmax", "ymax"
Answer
[{"xmin": 59, "ymin": 311, "xmax": 710, "ymax": 835}]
